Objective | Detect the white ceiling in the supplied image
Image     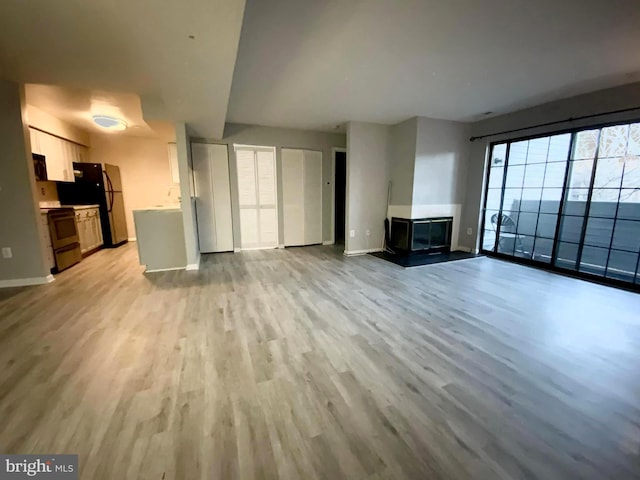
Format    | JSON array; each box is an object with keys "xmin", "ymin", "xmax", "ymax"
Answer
[
  {"xmin": 227, "ymin": 0, "xmax": 640, "ymax": 131},
  {"xmin": 25, "ymin": 84, "xmax": 176, "ymax": 141},
  {"xmin": 0, "ymin": 0, "xmax": 246, "ymax": 138}
]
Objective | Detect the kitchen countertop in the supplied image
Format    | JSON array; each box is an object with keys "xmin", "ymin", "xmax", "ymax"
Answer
[
  {"xmin": 39, "ymin": 204, "xmax": 100, "ymax": 213},
  {"xmin": 133, "ymin": 205, "xmax": 181, "ymax": 212}
]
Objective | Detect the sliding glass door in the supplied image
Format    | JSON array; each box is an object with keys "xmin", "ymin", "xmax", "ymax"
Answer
[{"xmin": 481, "ymin": 121, "xmax": 640, "ymax": 288}]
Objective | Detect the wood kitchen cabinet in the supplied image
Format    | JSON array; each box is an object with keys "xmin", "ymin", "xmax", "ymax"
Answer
[
  {"xmin": 75, "ymin": 206, "xmax": 103, "ymax": 254},
  {"xmin": 29, "ymin": 128, "xmax": 88, "ymax": 182}
]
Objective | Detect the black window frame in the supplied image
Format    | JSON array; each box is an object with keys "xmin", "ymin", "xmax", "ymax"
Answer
[{"xmin": 479, "ymin": 117, "xmax": 640, "ymax": 293}]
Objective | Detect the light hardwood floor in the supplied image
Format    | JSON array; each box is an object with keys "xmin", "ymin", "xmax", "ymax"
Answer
[{"xmin": 1, "ymin": 243, "xmax": 640, "ymax": 479}]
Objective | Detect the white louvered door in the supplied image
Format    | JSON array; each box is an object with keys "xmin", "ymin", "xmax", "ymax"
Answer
[{"xmin": 235, "ymin": 146, "xmax": 278, "ymax": 249}]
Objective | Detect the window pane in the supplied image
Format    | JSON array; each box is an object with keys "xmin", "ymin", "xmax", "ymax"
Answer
[
  {"xmin": 497, "ymin": 233, "xmax": 516, "ymax": 255},
  {"xmin": 593, "ymin": 157, "xmax": 624, "ymax": 189},
  {"xmin": 533, "ymin": 238, "xmax": 553, "ymax": 263},
  {"xmin": 580, "ymin": 246, "xmax": 609, "ymax": 276},
  {"xmin": 505, "ymin": 165, "xmax": 525, "ymax": 188},
  {"xmin": 527, "ymin": 137, "xmax": 549, "ymax": 164},
  {"xmin": 515, "ymin": 236, "xmax": 534, "ymax": 259},
  {"xmin": 606, "ymin": 250, "xmax": 637, "ymax": 282},
  {"xmin": 547, "ymin": 134, "xmax": 571, "ymax": 161},
  {"xmin": 573, "ymin": 130, "xmax": 599, "ymax": 160},
  {"xmin": 536, "ymin": 214, "xmax": 557, "ymax": 238},
  {"xmin": 491, "ymin": 144, "xmax": 507, "ymax": 166},
  {"xmin": 488, "ymin": 166, "xmax": 504, "ymax": 188},
  {"xmin": 590, "ymin": 189, "xmax": 619, "ymax": 217},
  {"xmin": 482, "ymin": 230, "xmax": 496, "ymax": 251},
  {"xmin": 628, "ymin": 123, "xmax": 640, "ymax": 156},
  {"xmin": 567, "ymin": 160, "xmax": 594, "ymax": 189},
  {"xmin": 556, "ymin": 242, "xmax": 579, "ymax": 270},
  {"xmin": 621, "ymin": 155, "xmax": 640, "ymax": 188},
  {"xmin": 558, "ymin": 216, "xmax": 584, "ymax": 244},
  {"xmin": 599, "ymin": 124, "xmax": 629, "ymax": 158},
  {"xmin": 517, "ymin": 212, "xmax": 538, "ymax": 236},
  {"xmin": 584, "ymin": 217, "xmax": 614, "ymax": 247},
  {"xmin": 502, "ymin": 189, "xmax": 522, "ymax": 211},
  {"xmin": 509, "ymin": 141, "xmax": 528, "ymax": 165},
  {"xmin": 519, "ymin": 188, "xmax": 541, "ymax": 212},
  {"xmin": 540, "ymin": 188, "xmax": 562, "ymax": 214},
  {"xmin": 484, "ymin": 210, "xmax": 500, "ymax": 232},
  {"xmin": 523, "ymin": 163, "xmax": 545, "ymax": 188},
  {"xmin": 611, "ymin": 220, "xmax": 640, "ymax": 252},
  {"xmin": 543, "ymin": 161, "xmax": 567, "ymax": 188},
  {"xmin": 617, "ymin": 191, "xmax": 640, "ymax": 220},
  {"xmin": 563, "ymin": 190, "xmax": 589, "ymax": 216},
  {"xmin": 485, "ymin": 188, "xmax": 502, "ymax": 211}
]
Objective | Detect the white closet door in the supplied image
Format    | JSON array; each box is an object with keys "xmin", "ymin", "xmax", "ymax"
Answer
[
  {"xmin": 192, "ymin": 143, "xmax": 234, "ymax": 253},
  {"xmin": 282, "ymin": 148, "xmax": 323, "ymax": 246},
  {"xmin": 236, "ymin": 146, "xmax": 278, "ymax": 249},
  {"xmin": 282, "ymin": 149, "xmax": 305, "ymax": 246},
  {"xmin": 303, "ymin": 150, "xmax": 323, "ymax": 244}
]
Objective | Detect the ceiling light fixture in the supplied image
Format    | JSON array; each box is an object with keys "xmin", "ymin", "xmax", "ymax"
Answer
[{"xmin": 92, "ymin": 115, "xmax": 127, "ymax": 131}]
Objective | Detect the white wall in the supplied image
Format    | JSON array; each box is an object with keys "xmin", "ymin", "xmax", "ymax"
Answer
[
  {"xmin": 460, "ymin": 80, "xmax": 640, "ymax": 251},
  {"xmin": 176, "ymin": 123, "xmax": 199, "ymax": 268},
  {"xmin": 409, "ymin": 117, "xmax": 470, "ymax": 250},
  {"xmin": 346, "ymin": 121, "xmax": 390, "ymax": 254},
  {"xmin": 388, "ymin": 118, "xmax": 417, "ymax": 208},
  {"xmin": 89, "ymin": 134, "xmax": 174, "ymax": 239},
  {"xmin": 193, "ymin": 123, "xmax": 346, "ymax": 248},
  {"xmin": 0, "ymin": 80, "xmax": 50, "ymax": 285}
]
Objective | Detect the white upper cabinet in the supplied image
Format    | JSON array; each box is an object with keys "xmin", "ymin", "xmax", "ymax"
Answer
[{"xmin": 29, "ymin": 128, "xmax": 88, "ymax": 182}]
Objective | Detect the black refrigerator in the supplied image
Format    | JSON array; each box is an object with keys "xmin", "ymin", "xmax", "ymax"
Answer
[{"xmin": 57, "ymin": 163, "xmax": 128, "ymax": 247}]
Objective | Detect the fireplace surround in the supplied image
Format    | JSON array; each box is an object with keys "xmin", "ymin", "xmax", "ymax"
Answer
[{"xmin": 389, "ymin": 217, "xmax": 453, "ymax": 254}]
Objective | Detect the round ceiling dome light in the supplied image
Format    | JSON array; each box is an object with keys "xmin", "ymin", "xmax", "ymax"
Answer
[{"xmin": 92, "ymin": 115, "xmax": 127, "ymax": 131}]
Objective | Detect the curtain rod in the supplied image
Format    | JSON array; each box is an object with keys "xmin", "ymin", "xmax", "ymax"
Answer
[{"xmin": 469, "ymin": 105, "xmax": 640, "ymax": 142}]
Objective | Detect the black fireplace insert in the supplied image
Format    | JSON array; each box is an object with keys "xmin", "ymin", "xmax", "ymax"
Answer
[{"xmin": 389, "ymin": 217, "xmax": 453, "ymax": 254}]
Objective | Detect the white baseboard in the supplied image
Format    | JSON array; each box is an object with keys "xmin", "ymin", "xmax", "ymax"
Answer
[
  {"xmin": 0, "ymin": 274, "xmax": 55, "ymax": 288},
  {"xmin": 128, "ymin": 237, "xmax": 137, "ymax": 242},
  {"xmin": 344, "ymin": 248, "xmax": 382, "ymax": 256},
  {"xmin": 278, "ymin": 244, "xmax": 285, "ymax": 249},
  {"xmin": 233, "ymin": 248, "xmax": 241, "ymax": 253},
  {"xmin": 455, "ymin": 246, "xmax": 472, "ymax": 253},
  {"xmin": 185, "ymin": 253, "xmax": 200, "ymax": 271},
  {"xmin": 322, "ymin": 240, "xmax": 335, "ymax": 245},
  {"xmin": 145, "ymin": 266, "xmax": 185, "ymax": 273}
]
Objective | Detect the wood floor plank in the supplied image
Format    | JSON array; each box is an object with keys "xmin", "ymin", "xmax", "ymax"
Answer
[{"xmin": 1, "ymin": 243, "xmax": 640, "ymax": 479}]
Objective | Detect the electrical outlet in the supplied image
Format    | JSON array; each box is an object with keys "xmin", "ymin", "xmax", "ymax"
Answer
[
  {"xmin": 365, "ymin": 229, "xmax": 371, "ymax": 236},
  {"xmin": 349, "ymin": 229, "xmax": 355, "ymax": 238},
  {"xmin": 2, "ymin": 247, "xmax": 12, "ymax": 259},
  {"xmin": 466, "ymin": 227, "xmax": 473, "ymax": 235}
]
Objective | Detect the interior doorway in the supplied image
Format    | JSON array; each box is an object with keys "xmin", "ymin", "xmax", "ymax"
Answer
[{"xmin": 334, "ymin": 149, "xmax": 347, "ymax": 244}]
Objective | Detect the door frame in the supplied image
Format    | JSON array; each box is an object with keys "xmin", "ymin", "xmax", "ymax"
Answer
[{"xmin": 330, "ymin": 147, "xmax": 347, "ymax": 245}]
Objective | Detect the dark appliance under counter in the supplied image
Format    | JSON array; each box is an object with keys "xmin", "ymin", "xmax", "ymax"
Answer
[
  {"xmin": 389, "ymin": 216, "xmax": 453, "ymax": 255},
  {"xmin": 47, "ymin": 208, "xmax": 82, "ymax": 272}
]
